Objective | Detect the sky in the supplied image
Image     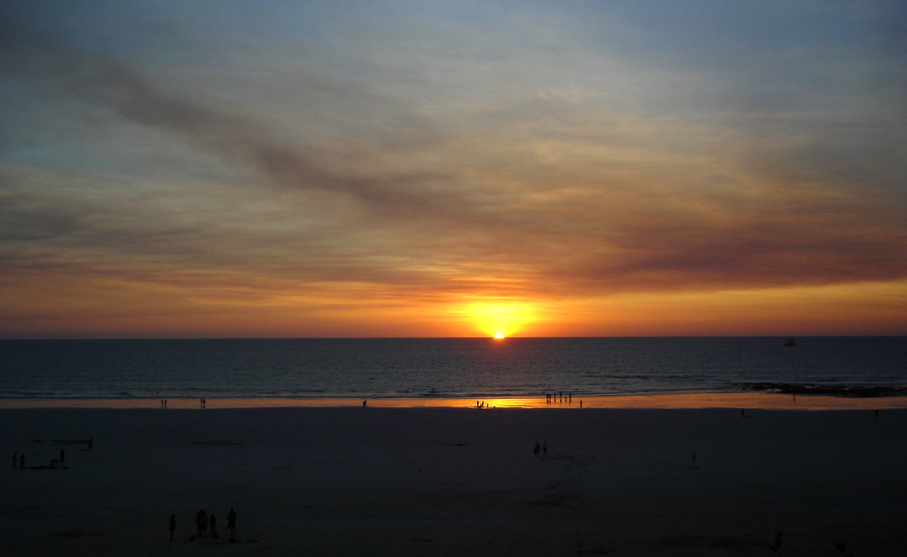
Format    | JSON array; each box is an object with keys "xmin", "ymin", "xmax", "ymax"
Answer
[{"xmin": 1, "ymin": 0, "xmax": 906, "ymax": 338}]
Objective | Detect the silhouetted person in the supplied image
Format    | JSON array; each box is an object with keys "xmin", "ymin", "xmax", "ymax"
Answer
[
  {"xmin": 533, "ymin": 441, "xmax": 540, "ymax": 456},
  {"xmin": 60, "ymin": 449, "xmax": 65, "ymax": 466},
  {"xmin": 200, "ymin": 509, "xmax": 208, "ymax": 537},
  {"xmin": 362, "ymin": 400, "xmax": 367, "ymax": 407},
  {"xmin": 579, "ymin": 400, "xmax": 582, "ymax": 408},
  {"xmin": 87, "ymin": 436, "xmax": 93, "ymax": 450},
  {"xmin": 169, "ymin": 515, "xmax": 176, "ymax": 541},
  {"xmin": 770, "ymin": 531, "xmax": 783, "ymax": 555},
  {"xmin": 196, "ymin": 508, "xmax": 204, "ymax": 537},
  {"xmin": 227, "ymin": 508, "xmax": 236, "ymax": 536},
  {"xmin": 20, "ymin": 454, "xmax": 25, "ymax": 469}
]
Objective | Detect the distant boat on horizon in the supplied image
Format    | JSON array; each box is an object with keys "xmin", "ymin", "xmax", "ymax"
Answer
[{"xmin": 784, "ymin": 337, "xmax": 797, "ymax": 347}]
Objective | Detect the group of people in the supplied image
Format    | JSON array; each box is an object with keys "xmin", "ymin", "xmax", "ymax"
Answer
[
  {"xmin": 533, "ymin": 440, "xmax": 548, "ymax": 457},
  {"xmin": 546, "ymin": 392, "xmax": 573, "ymax": 404},
  {"xmin": 170, "ymin": 508, "xmax": 237, "ymax": 541},
  {"xmin": 12, "ymin": 448, "xmax": 71, "ymax": 470}
]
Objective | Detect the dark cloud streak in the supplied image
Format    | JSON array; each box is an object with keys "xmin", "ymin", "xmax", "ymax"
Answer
[{"xmin": 1, "ymin": 26, "xmax": 467, "ymax": 225}]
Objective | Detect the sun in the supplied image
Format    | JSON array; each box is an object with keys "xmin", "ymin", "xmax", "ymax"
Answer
[
  {"xmin": 455, "ymin": 300, "xmax": 538, "ymax": 338},
  {"xmin": 493, "ymin": 332, "xmax": 505, "ymax": 339}
]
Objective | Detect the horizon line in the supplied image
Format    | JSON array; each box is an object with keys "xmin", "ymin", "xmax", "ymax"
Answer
[{"xmin": 2, "ymin": 334, "xmax": 904, "ymax": 341}]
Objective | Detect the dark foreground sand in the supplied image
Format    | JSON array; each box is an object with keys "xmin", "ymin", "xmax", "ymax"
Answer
[{"xmin": 3, "ymin": 405, "xmax": 906, "ymax": 556}]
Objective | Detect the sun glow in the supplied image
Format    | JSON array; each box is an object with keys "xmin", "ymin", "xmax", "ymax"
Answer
[{"xmin": 454, "ymin": 300, "xmax": 539, "ymax": 337}]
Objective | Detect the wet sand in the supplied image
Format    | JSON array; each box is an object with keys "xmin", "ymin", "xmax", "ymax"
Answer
[
  {"xmin": 4, "ymin": 391, "xmax": 907, "ymax": 410},
  {"xmin": 3, "ymin": 404, "xmax": 906, "ymax": 555}
]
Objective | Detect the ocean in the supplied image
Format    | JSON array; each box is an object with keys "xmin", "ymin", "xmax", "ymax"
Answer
[{"xmin": 1, "ymin": 337, "xmax": 905, "ymax": 401}]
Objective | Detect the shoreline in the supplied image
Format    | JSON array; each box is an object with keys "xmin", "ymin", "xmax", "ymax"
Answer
[{"xmin": 4, "ymin": 390, "xmax": 907, "ymax": 410}]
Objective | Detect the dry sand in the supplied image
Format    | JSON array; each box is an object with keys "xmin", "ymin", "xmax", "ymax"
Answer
[{"xmin": 3, "ymin": 404, "xmax": 906, "ymax": 556}]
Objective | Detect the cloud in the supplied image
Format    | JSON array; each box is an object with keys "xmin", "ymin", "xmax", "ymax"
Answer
[
  {"xmin": 1, "ymin": 22, "xmax": 465, "ymax": 219},
  {"xmin": 1, "ymin": 1, "xmax": 907, "ymax": 338}
]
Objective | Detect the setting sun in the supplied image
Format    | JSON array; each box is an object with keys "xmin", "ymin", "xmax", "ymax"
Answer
[{"xmin": 452, "ymin": 300, "xmax": 540, "ymax": 337}]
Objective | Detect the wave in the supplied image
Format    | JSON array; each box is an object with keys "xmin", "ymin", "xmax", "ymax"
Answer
[{"xmin": 739, "ymin": 383, "xmax": 907, "ymax": 398}]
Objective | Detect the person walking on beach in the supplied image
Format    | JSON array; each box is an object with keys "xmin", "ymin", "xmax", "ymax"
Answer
[
  {"xmin": 533, "ymin": 441, "xmax": 540, "ymax": 456},
  {"xmin": 169, "ymin": 514, "xmax": 176, "ymax": 541},
  {"xmin": 195, "ymin": 509, "xmax": 204, "ymax": 537},
  {"xmin": 19, "ymin": 453, "xmax": 25, "ymax": 469},
  {"xmin": 59, "ymin": 449, "xmax": 65, "ymax": 466},
  {"xmin": 227, "ymin": 508, "xmax": 237, "ymax": 536},
  {"xmin": 87, "ymin": 436, "xmax": 93, "ymax": 450}
]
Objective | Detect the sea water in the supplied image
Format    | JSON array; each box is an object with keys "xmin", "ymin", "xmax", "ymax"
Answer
[{"xmin": 0, "ymin": 337, "xmax": 904, "ymax": 400}]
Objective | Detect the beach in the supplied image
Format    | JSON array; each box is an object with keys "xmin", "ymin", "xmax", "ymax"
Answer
[{"xmin": 3, "ymin": 403, "xmax": 907, "ymax": 556}]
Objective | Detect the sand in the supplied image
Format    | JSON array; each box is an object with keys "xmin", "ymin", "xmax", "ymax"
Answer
[{"xmin": 3, "ymin": 404, "xmax": 907, "ymax": 556}]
